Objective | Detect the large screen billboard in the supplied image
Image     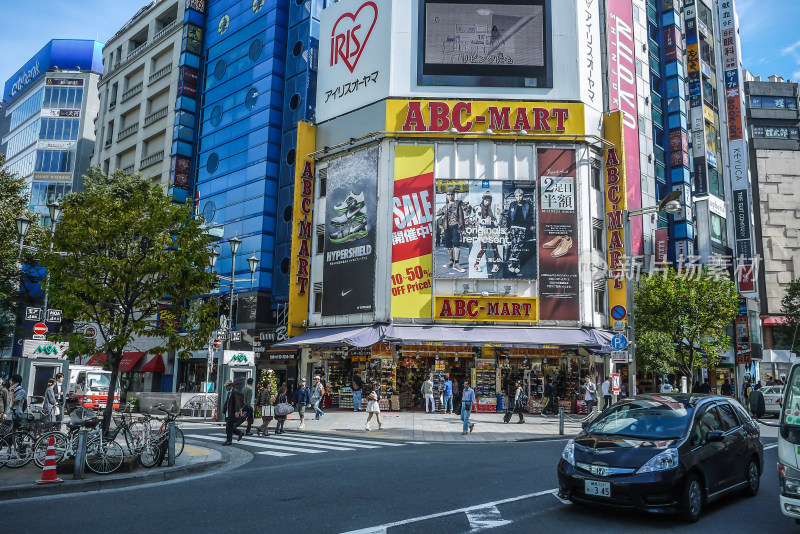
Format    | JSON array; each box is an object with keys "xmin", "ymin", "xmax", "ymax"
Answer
[{"xmin": 418, "ymin": 0, "xmax": 552, "ymax": 88}]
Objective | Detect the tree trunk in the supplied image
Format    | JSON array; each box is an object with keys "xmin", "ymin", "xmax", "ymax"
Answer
[
  {"xmin": 102, "ymin": 349, "xmax": 122, "ymax": 436},
  {"xmin": 687, "ymin": 346, "xmax": 694, "ymax": 393}
]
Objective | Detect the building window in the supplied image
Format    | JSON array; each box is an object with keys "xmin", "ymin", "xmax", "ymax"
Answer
[
  {"xmin": 207, "ymin": 152, "xmax": 219, "ymax": 174},
  {"xmin": 213, "ymin": 59, "xmax": 226, "ymax": 80},
  {"xmin": 249, "ymin": 39, "xmax": 263, "ymax": 61},
  {"xmin": 592, "ymin": 218, "xmax": 604, "ymax": 252},
  {"xmin": 244, "ymin": 87, "xmax": 259, "ymax": 110},
  {"xmin": 593, "ymin": 283, "xmax": 606, "ymax": 315},
  {"xmin": 210, "ymin": 105, "xmax": 223, "ymax": 126},
  {"xmin": 591, "ymin": 159, "xmax": 601, "ymax": 190},
  {"xmin": 318, "ymin": 167, "xmax": 327, "ymax": 197},
  {"xmin": 709, "ymin": 213, "xmax": 728, "ymax": 246},
  {"xmin": 314, "ymin": 291, "xmax": 323, "ymax": 313},
  {"xmin": 708, "ymin": 167, "xmax": 724, "ymax": 200}
]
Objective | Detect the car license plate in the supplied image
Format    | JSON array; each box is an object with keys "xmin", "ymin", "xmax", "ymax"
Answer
[
  {"xmin": 99, "ymin": 404, "xmax": 106, "ymax": 408},
  {"xmin": 585, "ymin": 480, "xmax": 611, "ymax": 497}
]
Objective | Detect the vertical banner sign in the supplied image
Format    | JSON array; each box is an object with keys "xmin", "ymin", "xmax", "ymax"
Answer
[
  {"xmin": 288, "ymin": 121, "xmax": 316, "ymax": 337},
  {"xmin": 323, "ymin": 147, "xmax": 378, "ymax": 316},
  {"xmin": 391, "ymin": 146, "xmax": 434, "ymax": 318},
  {"xmin": 537, "ymin": 148, "xmax": 579, "ymax": 322},
  {"xmin": 654, "ymin": 228, "xmax": 669, "ymax": 264},
  {"xmin": 607, "ymin": 0, "xmax": 642, "ymax": 255},
  {"xmin": 604, "ymin": 111, "xmax": 628, "ymax": 318}
]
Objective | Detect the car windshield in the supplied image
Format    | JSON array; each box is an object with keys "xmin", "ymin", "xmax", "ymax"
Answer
[
  {"xmin": 87, "ymin": 372, "xmax": 111, "ymax": 390},
  {"xmin": 782, "ymin": 367, "xmax": 800, "ymax": 426},
  {"xmin": 761, "ymin": 387, "xmax": 782, "ymax": 395},
  {"xmin": 586, "ymin": 399, "xmax": 694, "ymax": 440}
]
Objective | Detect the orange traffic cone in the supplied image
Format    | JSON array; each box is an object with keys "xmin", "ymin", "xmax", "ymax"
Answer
[{"xmin": 36, "ymin": 435, "xmax": 63, "ymax": 485}]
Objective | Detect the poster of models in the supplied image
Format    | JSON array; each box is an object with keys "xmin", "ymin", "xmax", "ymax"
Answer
[
  {"xmin": 322, "ymin": 147, "xmax": 378, "ymax": 316},
  {"xmin": 537, "ymin": 148, "xmax": 579, "ymax": 321},
  {"xmin": 434, "ymin": 180, "xmax": 537, "ymax": 279}
]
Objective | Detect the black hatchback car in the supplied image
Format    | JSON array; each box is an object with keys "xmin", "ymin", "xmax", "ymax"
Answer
[{"xmin": 557, "ymin": 394, "xmax": 763, "ymax": 522}]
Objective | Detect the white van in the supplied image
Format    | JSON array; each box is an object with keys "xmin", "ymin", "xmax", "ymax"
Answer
[
  {"xmin": 778, "ymin": 361, "xmax": 800, "ymax": 522},
  {"xmin": 67, "ymin": 365, "xmax": 121, "ymax": 410}
]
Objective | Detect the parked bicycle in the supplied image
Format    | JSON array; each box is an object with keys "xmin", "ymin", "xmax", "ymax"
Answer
[{"xmin": 0, "ymin": 417, "xmax": 36, "ymax": 469}]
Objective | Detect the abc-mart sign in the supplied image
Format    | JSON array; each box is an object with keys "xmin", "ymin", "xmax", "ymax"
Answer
[{"xmin": 23, "ymin": 340, "xmax": 68, "ymax": 360}]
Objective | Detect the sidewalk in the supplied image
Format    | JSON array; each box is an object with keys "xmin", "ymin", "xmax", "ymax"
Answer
[
  {"xmin": 183, "ymin": 409, "xmax": 584, "ymax": 442},
  {"xmin": 0, "ymin": 440, "xmax": 228, "ymax": 500}
]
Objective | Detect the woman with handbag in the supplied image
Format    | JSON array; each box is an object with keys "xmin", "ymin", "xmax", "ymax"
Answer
[
  {"xmin": 364, "ymin": 381, "xmax": 383, "ymax": 431},
  {"xmin": 273, "ymin": 385, "xmax": 290, "ymax": 434},
  {"xmin": 256, "ymin": 386, "xmax": 273, "ymax": 436}
]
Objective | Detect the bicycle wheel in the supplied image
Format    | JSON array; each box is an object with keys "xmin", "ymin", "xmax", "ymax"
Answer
[
  {"xmin": 139, "ymin": 439, "xmax": 161, "ymax": 468},
  {"xmin": 4, "ymin": 432, "xmax": 35, "ymax": 468},
  {"xmin": 128, "ymin": 422, "xmax": 146, "ymax": 447},
  {"xmin": 86, "ymin": 439, "xmax": 124, "ymax": 475},
  {"xmin": 33, "ymin": 432, "xmax": 69, "ymax": 468},
  {"xmin": 174, "ymin": 427, "xmax": 185, "ymax": 458}
]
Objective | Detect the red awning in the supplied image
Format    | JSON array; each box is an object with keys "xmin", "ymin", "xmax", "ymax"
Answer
[
  {"xmin": 764, "ymin": 316, "xmax": 788, "ymax": 326},
  {"xmin": 85, "ymin": 353, "xmax": 107, "ymax": 366},
  {"xmin": 119, "ymin": 352, "xmax": 145, "ymax": 372},
  {"xmin": 140, "ymin": 355, "xmax": 165, "ymax": 373}
]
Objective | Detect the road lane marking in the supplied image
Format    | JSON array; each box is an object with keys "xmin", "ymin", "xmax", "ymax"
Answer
[
  {"xmin": 764, "ymin": 443, "xmax": 777, "ymax": 450},
  {"xmin": 270, "ymin": 435, "xmax": 377, "ymax": 449},
  {"xmin": 185, "ymin": 434, "xmax": 327, "ymax": 454},
  {"xmin": 340, "ymin": 488, "xmax": 558, "ymax": 534},
  {"xmin": 287, "ymin": 433, "xmax": 406, "ymax": 447},
  {"xmin": 465, "ymin": 505, "xmax": 511, "ymax": 531},
  {"xmin": 256, "ymin": 451, "xmax": 296, "ymax": 457}
]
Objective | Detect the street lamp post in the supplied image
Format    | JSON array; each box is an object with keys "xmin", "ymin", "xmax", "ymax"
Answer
[
  {"xmin": 15, "ymin": 201, "xmax": 62, "ymax": 313},
  {"xmin": 623, "ymin": 191, "xmax": 683, "ymax": 395},
  {"xmin": 226, "ymin": 237, "xmax": 241, "ymax": 351}
]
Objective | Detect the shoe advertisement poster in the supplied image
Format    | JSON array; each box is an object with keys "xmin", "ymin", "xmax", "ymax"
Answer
[
  {"xmin": 537, "ymin": 148, "xmax": 579, "ymax": 321},
  {"xmin": 322, "ymin": 147, "xmax": 378, "ymax": 316},
  {"xmin": 433, "ymin": 180, "xmax": 537, "ymax": 280}
]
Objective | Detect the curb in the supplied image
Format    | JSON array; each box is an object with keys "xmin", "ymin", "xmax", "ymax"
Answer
[{"xmin": 0, "ymin": 440, "xmax": 230, "ymax": 501}]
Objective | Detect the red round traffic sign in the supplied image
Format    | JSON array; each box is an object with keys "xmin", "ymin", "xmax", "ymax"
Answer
[
  {"xmin": 84, "ymin": 326, "xmax": 97, "ymax": 338},
  {"xmin": 213, "ymin": 339, "xmax": 222, "ymax": 348},
  {"xmin": 33, "ymin": 323, "xmax": 48, "ymax": 335}
]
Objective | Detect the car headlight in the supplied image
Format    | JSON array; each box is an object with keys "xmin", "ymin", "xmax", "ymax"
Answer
[
  {"xmin": 562, "ymin": 439, "xmax": 575, "ymax": 466},
  {"xmin": 779, "ymin": 462, "xmax": 800, "ymax": 497},
  {"xmin": 637, "ymin": 448, "xmax": 679, "ymax": 474}
]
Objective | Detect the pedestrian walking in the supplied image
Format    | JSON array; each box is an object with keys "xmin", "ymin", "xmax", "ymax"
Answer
[
  {"xmin": 352, "ymin": 373, "xmax": 363, "ymax": 411},
  {"xmin": 42, "ymin": 379, "xmax": 57, "ymax": 423},
  {"xmin": 660, "ymin": 378, "xmax": 673, "ymax": 393},
  {"xmin": 242, "ymin": 377, "xmax": 255, "ymax": 435},
  {"xmin": 513, "ymin": 381, "xmax": 525, "ymax": 423},
  {"xmin": 365, "ymin": 381, "xmax": 383, "ymax": 431},
  {"xmin": 273, "ymin": 385, "xmax": 288, "ymax": 434},
  {"xmin": 423, "ymin": 375, "xmax": 435, "ymax": 413},
  {"xmin": 442, "ymin": 375, "xmax": 454, "ymax": 414},
  {"xmin": 461, "ymin": 380, "xmax": 476, "ymax": 434},
  {"xmin": 256, "ymin": 384, "xmax": 273, "ymax": 436},
  {"xmin": 542, "ymin": 376, "xmax": 555, "ymax": 415},
  {"xmin": 582, "ymin": 376, "xmax": 597, "ymax": 414},
  {"xmin": 454, "ymin": 378, "xmax": 463, "ymax": 415},
  {"xmin": 222, "ymin": 379, "xmax": 244, "ymax": 446},
  {"xmin": 721, "ymin": 379, "xmax": 733, "ymax": 396},
  {"xmin": 54, "ymin": 373, "xmax": 64, "ymax": 421},
  {"xmin": 749, "ymin": 387, "xmax": 766, "ymax": 419},
  {"xmin": 312, "ymin": 376, "xmax": 325, "ymax": 419},
  {"xmin": 0, "ymin": 378, "xmax": 8, "ymax": 421},
  {"xmin": 601, "ymin": 376, "xmax": 612, "ymax": 410},
  {"xmin": 8, "ymin": 374, "xmax": 27, "ymax": 422},
  {"xmin": 292, "ymin": 378, "xmax": 311, "ymax": 429},
  {"xmin": 698, "ymin": 378, "xmax": 712, "ymax": 394}
]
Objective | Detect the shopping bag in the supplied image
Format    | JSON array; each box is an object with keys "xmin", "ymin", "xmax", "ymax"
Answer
[{"xmin": 275, "ymin": 402, "xmax": 294, "ymax": 416}]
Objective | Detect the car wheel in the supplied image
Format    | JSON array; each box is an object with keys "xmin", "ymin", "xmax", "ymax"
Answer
[
  {"xmin": 681, "ymin": 474, "xmax": 703, "ymax": 523},
  {"xmin": 742, "ymin": 459, "xmax": 760, "ymax": 497}
]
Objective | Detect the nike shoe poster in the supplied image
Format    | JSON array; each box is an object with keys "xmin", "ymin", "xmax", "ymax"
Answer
[
  {"xmin": 537, "ymin": 148, "xmax": 579, "ymax": 321},
  {"xmin": 322, "ymin": 147, "xmax": 378, "ymax": 316}
]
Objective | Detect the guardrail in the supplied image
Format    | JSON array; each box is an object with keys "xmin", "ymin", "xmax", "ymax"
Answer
[{"xmin": 140, "ymin": 150, "xmax": 164, "ymax": 169}]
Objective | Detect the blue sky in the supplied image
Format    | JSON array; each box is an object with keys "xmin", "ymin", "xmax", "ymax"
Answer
[{"xmin": 1, "ymin": 0, "xmax": 800, "ymax": 93}]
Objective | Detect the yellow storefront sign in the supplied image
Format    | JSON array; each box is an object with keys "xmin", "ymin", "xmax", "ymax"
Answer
[
  {"xmin": 386, "ymin": 100, "xmax": 585, "ymax": 139},
  {"xmin": 434, "ymin": 296, "xmax": 538, "ymax": 323},
  {"xmin": 603, "ymin": 111, "xmax": 628, "ymax": 316},
  {"xmin": 288, "ymin": 121, "xmax": 316, "ymax": 337}
]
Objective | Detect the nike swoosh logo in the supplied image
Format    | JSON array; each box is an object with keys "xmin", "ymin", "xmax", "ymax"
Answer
[{"xmin": 341, "ymin": 290, "xmax": 352, "ymax": 296}]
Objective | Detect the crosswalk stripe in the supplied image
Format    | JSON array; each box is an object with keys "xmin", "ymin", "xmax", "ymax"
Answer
[
  {"xmin": 257, "ymin": 451, "xmax": 296, "ymax": 457},
  {"xmin": 206, "ymin": 433, "xmax": 338, "ymax": 453},
  {"xmin": 285, "ymin": 432, "xmax": 405, "ymax": 447},
  {"xmin": 273, "ymin": 434, "xmax": 382, "ymax": 449},
  {"xmin": 239, "ymin": 436, "xmax": 356, "ymax": 451},
  {"xmin": 185, "ymin": 434, "xmax": 326, "ymax": 454}
]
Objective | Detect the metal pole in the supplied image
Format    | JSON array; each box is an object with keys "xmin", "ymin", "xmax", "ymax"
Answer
[
  {"xmin": 73, "ymin": 430, "xmax": 87, "ymax": 480},
  {"xmin": 623, "ymin": 210, "xmax": 637, "ymax": 396},
  {"xmin": 227, "ymin": 253, "xmax": 236, "ymax": 351},
  {"xmin": 559, "ymin": 407, "xmax": 564, "ymax": 435},
  {"xmin": 167, "ymin": 420, "xmax": 175, "ymax": 466},
  {"xmin": 42, "ymin": 232, "xmax": 54, "ymax": 312},
  {"xmin": 206, "ymin": 341, "xmax": 212, "ymax": 419}
]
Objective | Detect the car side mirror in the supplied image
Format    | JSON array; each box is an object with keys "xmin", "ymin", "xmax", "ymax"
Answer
[{"xmin": 706, "ymin": 430, "xmax": 724, "ymax": 442}]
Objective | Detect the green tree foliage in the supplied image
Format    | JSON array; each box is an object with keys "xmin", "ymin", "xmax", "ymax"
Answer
[
  {"xmin": 0, "ymin": 154, "xmax": 47, "ymax": 351},
  {"xmin": 635, "ymin": 330, "xmax": 676, "ymax": 378},
  {"xmin": 781, "ymin": 278, "xmax": 800, "ymax": 353},
  {"xmin": 634, "ymin": 266, "xmax": 739, "ymax": 391},
  {"xmin": 43, "ymin": 168, "xmax": 217, "ymax": 432}
]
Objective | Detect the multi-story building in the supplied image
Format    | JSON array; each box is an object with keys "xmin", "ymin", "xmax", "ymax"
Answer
[
  {"xmin": 2, "ymin": 40, "xmax": 103, "ymax": 222},
  {"xmin": 91, "ymin": 0, "xmax": 189, "ymax": 196},
  {"xmin": 744, "ymin": 72, "xmax": 800, "ymax": 375}
]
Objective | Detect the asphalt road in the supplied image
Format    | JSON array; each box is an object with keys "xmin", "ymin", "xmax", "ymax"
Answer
[{"xmin": 0, "ymin": 428, "xmax": 789, "ymax": 533}]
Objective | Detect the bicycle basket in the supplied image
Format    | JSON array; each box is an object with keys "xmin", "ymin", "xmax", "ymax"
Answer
[{"xmin": 69, "ymin": 406, "xmax": 98, "ymax": 424}]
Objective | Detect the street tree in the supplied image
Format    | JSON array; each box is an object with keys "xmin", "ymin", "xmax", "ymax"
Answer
[
  {"xmin": 635, "ymin": 330, "xmax": 676, "ymax": 380},
  {"xmin": 0, "ymin": 154, "xmax": 47, "ymax": 352},
  {"xmin": 44, "ymin": 168, "xmax": 217, "ymax": 432},
  {"xmin": 634, "ymin": 266, "xmax": 739, "ymax": 391},
  {"xmin": 781, "ymin": 278, "xmax": 800, "ymax": 353}
]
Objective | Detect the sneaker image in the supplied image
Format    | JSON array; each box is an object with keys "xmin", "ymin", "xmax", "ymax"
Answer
[
  {"xmin": 334, "ymin": 191, "xmax": 365, "ymax": 212},
  {"xmin": 331, "ymin": 204, "xmax": 367, "ymax": 226},
  {"xmin": 330, "ymin": 219, "xmax": 368, "ymax": 243}
]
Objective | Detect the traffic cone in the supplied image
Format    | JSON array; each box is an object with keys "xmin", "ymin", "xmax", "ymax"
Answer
[{"xmin": 36, "ymin": 436, "xmax": 63, "ymax": 485}]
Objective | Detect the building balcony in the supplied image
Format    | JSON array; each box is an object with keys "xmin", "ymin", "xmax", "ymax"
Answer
[
  {"xmin": 140, "ymin": 150, "xmax": 164, "ymax": 169},
  {"xmin": 144, "ymin": 106, "xmax": 169, "ymax": 127},
  {"xmin": 118, "ymin": 122, "xmax": 139, "ymax": 141},
  {"xmin": 153, "ymin": 20, "xmax": 180, "ymax": 45},
  {"xmin": 122, "ymin": 165, "xmax": 135, "ymax": 174},
  {"xmin": 121, "ymin": 82, "xmax": 143, "ymax": 103},
  {"xmin": 127, "ymin": 42, "xmax": 148, "ymax": 62},
  {"xmin": 148, "ymin": 63, "xmax": 172, "ymax": 85}
]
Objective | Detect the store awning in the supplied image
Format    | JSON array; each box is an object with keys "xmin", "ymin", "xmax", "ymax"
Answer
[
  {"xmin": 383, "ymin": 325, "xmax": 609, "ymax": 348},
  {"xmin": 763, "ymin": 316, "xmax": 788, "ymax": 326},
  {"xmin": 140, "ymin": 355, "xmax": 166, "ymax": 373},
  {"xmin": 84, "ymin": 351, "xmax": 144, "ymax": 371},
  {"xmin": 273, "ymin": 324, "xmax": 387, "ymax": 348}
]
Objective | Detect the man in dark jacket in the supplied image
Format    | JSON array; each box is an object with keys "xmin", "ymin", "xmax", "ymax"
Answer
[
  {"xmin": 222, "ymin": 379, "xmax": 244, "ymax": 445},
  {"xmin": 542, "ymin": 377, "xmax": 555, "ymax": 415},
  {"xmin": 698, "ymin": 378, "xmax": 712, "ymax": 394},
  {"xmin": 749, "ymin": 387, "xmax": 766, "ymax": 419},
  {"xmin": 292, "ymin": 378, "xmax": 312, "ymax": 429}
]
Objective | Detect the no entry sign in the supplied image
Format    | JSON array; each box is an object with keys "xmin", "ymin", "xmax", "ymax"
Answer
[{"xmin": 33, "ymin": 323, "xmax": 48, "ymax": 335}]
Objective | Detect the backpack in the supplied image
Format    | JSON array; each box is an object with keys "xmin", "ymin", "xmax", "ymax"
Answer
[{"xmin": 519, "ymin": 391, "xmax": 529, "ymax": 407}]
